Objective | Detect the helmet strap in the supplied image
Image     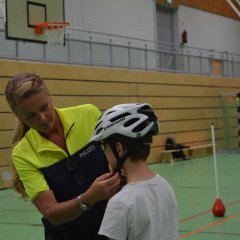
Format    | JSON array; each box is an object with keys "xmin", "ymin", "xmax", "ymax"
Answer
[{"xmin": 108, "ymin": 140, "xmax": 130, "ymax": 171}]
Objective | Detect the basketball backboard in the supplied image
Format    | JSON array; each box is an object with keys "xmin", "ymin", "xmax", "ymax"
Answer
[{"xmin": 6, "ymin": 0, "xmax": 65, "ymax": 43}]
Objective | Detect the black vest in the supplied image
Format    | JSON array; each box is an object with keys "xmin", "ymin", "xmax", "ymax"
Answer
[{"xmin": 40, "ymin": 142, "xmax": 109, "ymax": 240}]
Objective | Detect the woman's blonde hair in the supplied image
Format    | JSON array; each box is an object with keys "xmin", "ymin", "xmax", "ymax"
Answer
[{"xmin": 5, "ymin": 73, "xmax": 49, "ymax": 199}]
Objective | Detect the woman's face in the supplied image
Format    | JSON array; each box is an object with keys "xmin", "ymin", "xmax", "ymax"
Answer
[{"xmin": 16, "ymin": 92, "xmax": 57, "ymax": 133}]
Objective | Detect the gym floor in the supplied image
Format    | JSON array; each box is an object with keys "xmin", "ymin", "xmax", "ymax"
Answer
[{"xmin": 0, "ymin": 152, "xmax": 239, "ymax": 240}]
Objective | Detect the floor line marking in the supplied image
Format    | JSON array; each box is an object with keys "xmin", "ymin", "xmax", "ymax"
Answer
[
  {"xmin": 180, "ymin": 210, "xmax": 211, "ymax": 223},
  {"xmin": 180, "ymin": 230, "xmax": 240, "ymax": 236},
  {"xmin": 179, "ymin": 199, "xmax": 240, "ymax": 223},
  {"xmin": 0, "ymin": 221, "xmax": 42, "ymax": 227},
  {"xmin": 179, "ymin": 213, "xmax": 240, "ymax": 239}
]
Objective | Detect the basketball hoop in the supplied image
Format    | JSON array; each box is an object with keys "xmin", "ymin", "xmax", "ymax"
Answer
[{"xmin": 35, "ymin": 21, "xmax": 69, "ymax": 47}]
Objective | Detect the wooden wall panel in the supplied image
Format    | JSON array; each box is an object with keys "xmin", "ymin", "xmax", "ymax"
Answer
[
  {"xmin": 153, "ymin": 130, "xmax": 212, "ymax": 147},
  {"xmin": 0, "ymin": 78, "xmax": 8, "ymax": 93},
  {"xmin": 53, "ymin": 96, "xmax": 225, "ymax": 110},
  {"xmin": 0, "ymin": 131, "xmax": 13, "ymax": 148},
  {"xmin": 0, "ymin": 114, "xmax": 16, "ymax": 130},
  {"xmin": 136, "ymin": 97, "xmax": 220, "ymax": 108},
  {"xmin": 139, "ymin": 85, "xmax": 226, "ymax": 97},
  {"xmin": 160, "ymin": 119, "xmax": 227, "ymax": 133},
  {"xmin": 0, "ymin": 60, "xmax": 240, "ymax": 165},
  {"xmin": 155, "ymin": 108, "xmax": 223, "ymax": 121},
  {"xmin": 0, "ymin": 96, "xmax": 10, "ymax": 112},
  {"xmin": 153, "ymin": 128, "xmax": 238, "ymax": 147},
  {"xmin": 0, "ymin": 148, "xmax": 12, "ymax": 166},
  {"xmin": 52, "ymin": 96, "xmax": 140, "ymax": 110},
  {"xmin": 46, "ymin": 80, "xmax": 139, "ymax": 96}
]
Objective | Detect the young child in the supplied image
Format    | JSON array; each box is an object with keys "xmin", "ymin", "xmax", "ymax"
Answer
[{"xmin": 91, "ymin": 103, "xmax": 179, "ymax": 240}]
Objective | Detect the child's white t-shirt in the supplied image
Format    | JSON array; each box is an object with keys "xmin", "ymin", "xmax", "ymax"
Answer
[{"xmin": 98, "ymin": 174, "xmax": 179, "ymax": 240}]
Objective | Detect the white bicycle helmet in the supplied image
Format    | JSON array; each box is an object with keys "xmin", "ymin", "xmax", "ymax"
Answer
[{"xmin": 90, "ymin": 103, "xmax": 160, "ymax": 143}]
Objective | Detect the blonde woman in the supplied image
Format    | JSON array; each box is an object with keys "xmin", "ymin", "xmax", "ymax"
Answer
[{"xmin": 5, "ymin": 73, "xmax": 121, "ymax": 240}]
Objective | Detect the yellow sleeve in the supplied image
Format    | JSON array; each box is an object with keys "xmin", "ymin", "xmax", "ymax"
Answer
[{"xmin": 12, "ymin": 144, "xmax": 49, "ymax": 201}]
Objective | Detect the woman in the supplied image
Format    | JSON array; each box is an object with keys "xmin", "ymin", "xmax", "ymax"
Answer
[{"xmin": 5, "ymin": 73, "xmax": 121, "ymax": 240}]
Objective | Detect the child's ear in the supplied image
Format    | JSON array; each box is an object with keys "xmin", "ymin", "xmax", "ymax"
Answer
[{"xmin": 116, "ymin": 142, "xmax": 127, "ymax": 157}]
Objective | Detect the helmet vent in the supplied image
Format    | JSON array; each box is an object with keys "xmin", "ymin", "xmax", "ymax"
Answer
[
  {"xmin": 106, "ymin": 110, "xmax": 115, "ymax": 116},
  {"xmin": 138, "ymin": 105, "xmax": 157, "ymax": 122},
  {"xmin": 95, "ymin": 120, "xmax": 103, "ymax": 130},
  {"xmin": 132, "ymin": 119, "xmax": 150, "ymax": 133},
  {"xmin": 110, "ymin": 112, "xmax": 131, "ymax": 122},
  {"xmin": 96, "ymin": 127, "xmax": 103, "ymax": 135},
  {"xmin": 124, "ymin": 118, "xmax": 139, "ymax": 127}
]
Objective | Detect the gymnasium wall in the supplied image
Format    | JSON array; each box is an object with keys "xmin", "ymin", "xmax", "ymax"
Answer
[
  {"xmin": 0, "ymin": 60, "xmax": 239, "ymax": 167},
  {"xmin": 177, "ymin": 5, "xmax": 240, "ymax": 54},
  {"xmin": 157, "ymin": 0, "xmax": 239, "ymax": 20},
  {"xmin": 64, "ymin": 0, "xmax": 156, "ymax": 41}
]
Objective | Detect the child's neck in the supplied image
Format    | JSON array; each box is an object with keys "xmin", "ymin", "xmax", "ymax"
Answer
[{"xmin": 123, "ymin": 160, "xmax": 156, "ymax": 183}]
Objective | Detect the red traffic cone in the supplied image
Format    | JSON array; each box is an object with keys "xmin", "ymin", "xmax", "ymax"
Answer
[{"xmin": 212, "ymin": 198, "xmax": 226, "ymax": 217}]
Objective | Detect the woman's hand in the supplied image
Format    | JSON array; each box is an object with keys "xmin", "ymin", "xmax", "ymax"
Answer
[
  {"xmin": 81, "ymin": 171, "xmax": 121, "ymax": 207},
  {"xmin": 33, "ymin": 171, "xmax": 121, "ymax": 225}
]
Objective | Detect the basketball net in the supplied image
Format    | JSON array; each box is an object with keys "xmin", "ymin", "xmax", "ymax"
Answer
[
  {"xmin": 35, "ymin": 22, "xmax": 69, "ymax": 47},
  {"xmin": 45, "ymin": 27, "xmax": 66, "ymax": 47}
]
